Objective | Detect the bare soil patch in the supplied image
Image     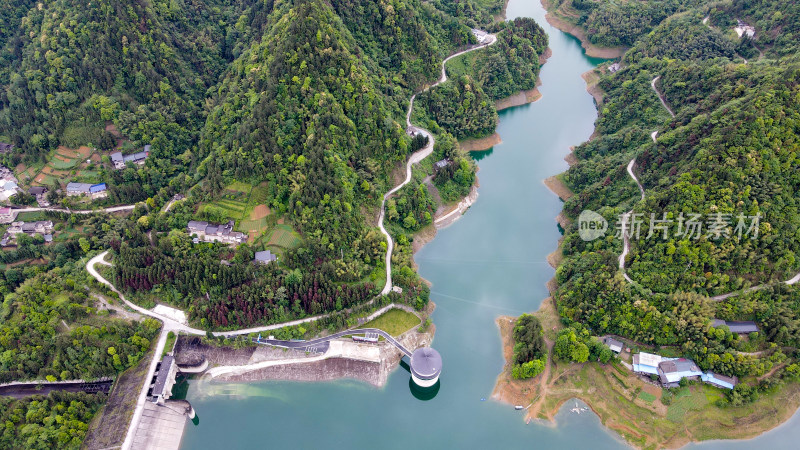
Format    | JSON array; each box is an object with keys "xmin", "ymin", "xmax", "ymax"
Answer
[
  {"xmin": 251, "ymin": 204, "xmax": 270, "ymax": 219},
  {"xmin": 495, "ymin": 86, "xmax": 542, "ymax": 111},
  {"xmin": 582, "ymin": 70, "xmax": 604, "ymax": 106},
  {"xmin": 105, "ymin": 123, "xmax": 122, "ymax": 137},
  {"xmin": 459, "ymin": 133, "xmax": 502, "ymax": 151},
  {"xmin": 76, "ymin": 145, "xmax": 93, "ymax": 158},
  {"xmin": 544, "ymin": 175, "xmax": 573, "ymax": 200}
]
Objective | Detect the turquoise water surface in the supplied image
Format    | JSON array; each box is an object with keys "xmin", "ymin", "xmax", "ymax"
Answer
[{"xmin": 179, "ymin": 1, "xmax": 799, "ymax": 448}]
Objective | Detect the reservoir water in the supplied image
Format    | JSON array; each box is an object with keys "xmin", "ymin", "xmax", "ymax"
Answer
[{"xmin": 179, "ymin": 0, "xmax": 799, "ymax": 448}]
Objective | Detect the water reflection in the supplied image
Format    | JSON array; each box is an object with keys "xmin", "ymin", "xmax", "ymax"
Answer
[
  {"xmin": 409, "ymin": 378, "xmax": 441, "ymax": 401},
  {"xmin": 470, "ymin": 148, "xmax": 494, "ymax": 161}
]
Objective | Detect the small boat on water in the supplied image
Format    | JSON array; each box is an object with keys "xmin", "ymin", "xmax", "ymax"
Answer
[{"xmin": 515, "ymin": 405, "xmax": 524, "ymax": 410}]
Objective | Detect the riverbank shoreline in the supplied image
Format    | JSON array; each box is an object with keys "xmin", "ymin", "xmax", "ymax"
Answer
[
  {"xmin": 458, "ymin": 47, "xmax": 552, "ymax": 152},
  {"xmin": 491, "ymin": 302, "xmax": 800, "ymax": 448},
  {"xmin": 491, "ymin": 2, "xmax": 800, "ymax": 447},
  {"xmin": 539, "ymin": 0, "xmax": 626, "ymax": 59}
]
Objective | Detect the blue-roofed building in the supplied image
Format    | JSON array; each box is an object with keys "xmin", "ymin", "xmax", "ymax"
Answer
[
  {"xmin": 701, "ymin": 372, "xmax": 738, "ymax": 390},
  {"xmin": 89, "ymin": 183, "xmax": 108, "ymax": 199},
  {"xmin": 632, "ymin": 352, "xmax": 663, "ymax": 375}
]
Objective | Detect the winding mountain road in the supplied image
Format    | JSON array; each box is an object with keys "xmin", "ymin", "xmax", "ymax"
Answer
[
  {"xmin": 84, "ymin": 35, "xmax": 497, "ymax": 448},
  {"xmin": 650, "ymin": 76, "xmax": 674, "ymax": 118},
  {"xmin": 618, "ymin": 76, "xmax": 800, "ymax": 299},
  {"xmin": 87, "ymin": 251, "xmax": 417, "ymax": 450},
  {"xmin": 10, "ymin": 204, "xmax": 136, "ymax": 215},
  {"xmin": 378, "ymin": 33, "xmax": 497, "ymax": 295}
]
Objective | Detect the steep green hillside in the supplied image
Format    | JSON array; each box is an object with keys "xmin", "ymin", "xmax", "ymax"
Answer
[{"xmin": 554, "ymin": 0, "xmax": 800, "ymax": 387}]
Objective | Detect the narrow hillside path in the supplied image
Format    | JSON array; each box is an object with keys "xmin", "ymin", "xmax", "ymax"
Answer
[
  {"xmin": 618, "ymin": 76, "xmax": 800, "ymax": 299},
  {"xmin": 650, "ymin": 76, "xmax": 674, "ymax": 118},
  {"xmin": 10, "ymin": 204, "xmax": 136, "ymax": 215},
  {"xmin": 378, "ymin": 32, "xmax": 497, "ymax": 295}
]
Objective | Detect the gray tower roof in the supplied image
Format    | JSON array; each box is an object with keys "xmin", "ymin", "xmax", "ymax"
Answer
[{"xmin": 410, "ymin": 347, "xmax": 442, "ymax": 380}]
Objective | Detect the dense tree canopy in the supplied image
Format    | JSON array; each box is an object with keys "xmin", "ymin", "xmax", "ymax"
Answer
[{"xmin": 554, "ymin": 0, "xmax": 800, "ymax": 380}]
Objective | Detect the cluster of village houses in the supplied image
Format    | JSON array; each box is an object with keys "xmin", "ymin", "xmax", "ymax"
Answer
[
  {"xmin": 0, "ymin": 145, "xmax": 151, "ymax": 207},
  {"xmin": 0, "ymin": 215, "xmax": 54, "ymax": 246},
  {"xmin": 186, "ymin": 220, "xmax": 278, "ymax": 264},
  {"xmin": 603, "ymin": 319, "xmax": 759, "ymax": 390},
  {"xmin": 110, "ymin": 145, "xmax": 149, "ymax": 170}
]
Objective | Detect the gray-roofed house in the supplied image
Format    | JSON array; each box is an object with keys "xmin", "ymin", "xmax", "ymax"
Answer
[
  {"xmin": 110, "ymin": 151, "xmax": 124, "ymax": 169},
  {"xmin": 28, "ymin": 186, "xmax": 46, "ymax": 196},
  {"xmin": 2, "ymin": 220, "xmax": 54, "ymax": 245},
  {"xmin": 187, "ymin": 220, "xmax": 248, "ymax": 246},
  {"xmin": 711, "ymin": 319, "xmax": 759, "ymax": 334},
  {"xmin": 602, "ymin": 337, "xmax": 624, "ymax": 353},
  {"xmin": 657, "ymin": 358, "xmax": 703, "ymax": 387},
  {"xmin": 151, "ymin": 355, "xmax": 177, "ymax": 404},
  {"xmin": 434, "ymin": 159, "xmax": 450, "ymax": 170},
  {"xmin": 254, "ymin": 250, "xmax": 278, "ymax": 265},
  {"xmin": 66, "ymin": 182, "xmax": 93, "ymax": 196},
  {"xmin": 111, "ymin": 146, "xmax": 150, "ymax": 170}
]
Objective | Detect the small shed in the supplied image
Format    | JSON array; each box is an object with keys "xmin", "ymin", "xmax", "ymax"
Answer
[
  {"xmin": 602, "ymin": 337, "xmax": 624, "ymax": 353},
  {"xmin": 712, "ymin": 319, "xmax": 759, "ymax": 334},
  {"xmin": 702, "ymin": 372, "xmax": 738, "ymax": 389}
]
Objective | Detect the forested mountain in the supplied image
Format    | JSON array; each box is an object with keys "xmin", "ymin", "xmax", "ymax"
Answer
[
  {"xmin": 544, "ymin": 0, "xmax": 706, "ymax": 47},
  {"xmin": 447, "ymin": 17, "xmax": 548, "ymax": 100},
  {"xmin": 555, "ymin": 0, "xmax": 800, "ymax": 385},
  {"xmin": 0, "ymin": 0, "xmax": 250, "ymax": 163},
  {"xmin": 101, "ymin": 0, "xmax": 516, "ymax": 329},
  {"xmin": 0, "ymin": 0, "xmax": 528, "ymax": 333}
]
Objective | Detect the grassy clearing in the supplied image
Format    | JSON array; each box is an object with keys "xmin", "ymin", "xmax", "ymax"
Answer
[
  {"xmin": 637, "ymin": 391, "xmax": 656, "ymax": 403},
  {"xmin": 226, "ymin": 181, "xmax": 253, "ymax": 193},
  {"xmin": 361, "ymin": 308, "xmax": 420, "ymax": 337},
  {"xmin": 203, "ymin": 200, "xmax": 246, "ymax": 220},
  {"xmin": 667, "ymin": 387, "xmax": 708, "ymax": 422},
  {"xmin": 445, "ymin": 50, "xmax": 481, "ymax": 81},
  {"xmin": 15, "ymin": 211, "xmax": 48, "ymax": 221},
  {"xmin": 162, "ymin": 331, "xmax": 177, "ymax": 357}
]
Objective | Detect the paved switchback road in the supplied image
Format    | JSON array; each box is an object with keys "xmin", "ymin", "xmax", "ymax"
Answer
[{"xmin": 378, "ymin": 33, "xmax": 497, "ymax": 295}]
